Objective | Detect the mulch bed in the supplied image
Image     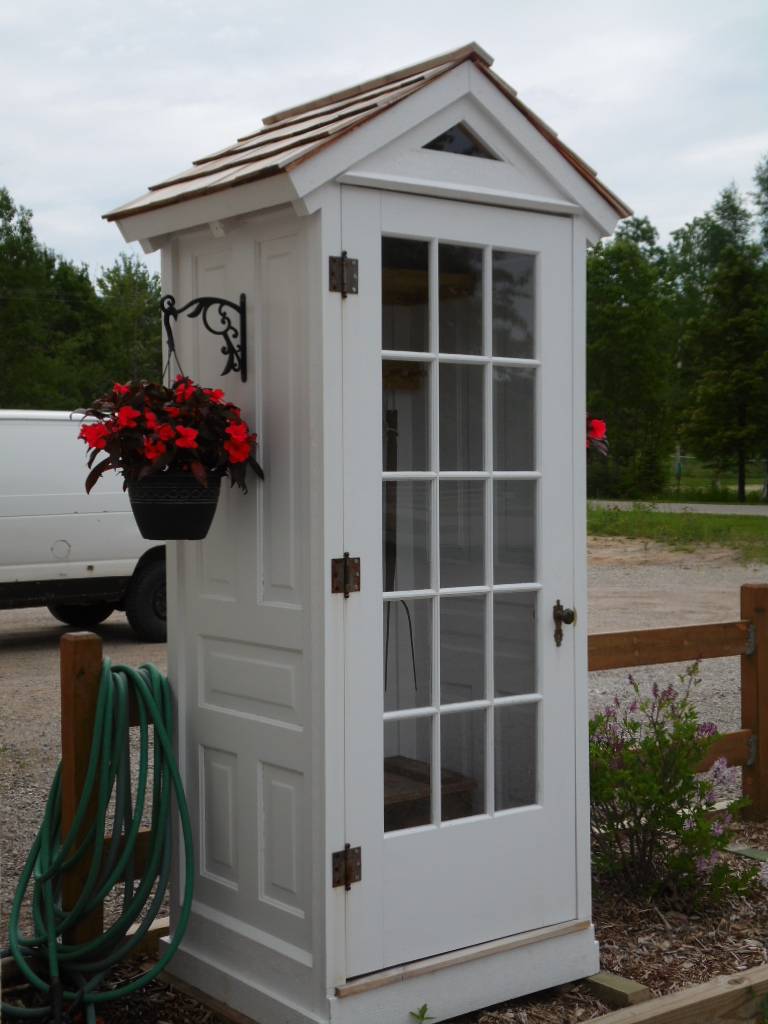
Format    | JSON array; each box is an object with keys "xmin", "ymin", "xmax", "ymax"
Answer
[{"xmin": 5, "ymin": 821, "xmax": 768, "ymax": 1024}]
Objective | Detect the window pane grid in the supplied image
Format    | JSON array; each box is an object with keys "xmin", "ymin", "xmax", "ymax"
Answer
[
  {"xmin": 381, "ymin": 352, "xmax": 542, "ymax": 368},
  {"xmin": 382, "ymin": 234, "xmax": 539, "ymax": 831}
]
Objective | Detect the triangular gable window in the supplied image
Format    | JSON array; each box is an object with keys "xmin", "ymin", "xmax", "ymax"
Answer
[{"xmin": 423, "ymin": 123, "xmax": 499, "ymax": 159}]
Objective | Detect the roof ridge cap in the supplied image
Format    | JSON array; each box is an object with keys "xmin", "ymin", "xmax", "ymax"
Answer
[{"xmin": 262, "ymin": 42, "xmax": 493, "ymax": 127}]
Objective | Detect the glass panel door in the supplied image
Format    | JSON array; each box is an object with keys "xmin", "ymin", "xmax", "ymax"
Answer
[
  {"xmin": 382, "ymin": 236, "xmax": 540, "ymax": 833},
  {"xmin": 341, "ymin": 187, "xmax": 577, "ymax": 977}
]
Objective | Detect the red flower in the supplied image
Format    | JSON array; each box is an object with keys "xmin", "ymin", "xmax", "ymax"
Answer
[
  {"xmin": 225, "ymin": 422, "xmax": 250, "ymax": 442},
  {"xmin": 113, "ymin": 382, "xmax": 130, "ymax": 396},
  {"xmin": 166, "ymin": 406, "xmax": 181, "ymax": 419},
  {"xmin": 79, "ymin": 422, "xmax": 110, "ymax": 449},
  {"xmin": 588, "ymin": 419, "xmax": 607, "ymax": 441},
  {"xmin": 117, "ymin": 405, "xmax": 141, "ymax": 429},
  {"xmin": 157, "ymin": 423, "xmax": 175, "ymax": 442},
  {"xmin": 143, "ymin": 439, "xmax": 167, "ymax": 461},
  {"xmin": 203, "ymin": 388, "xmax": 225, "ymax": 404},
  {"xmin": 174, "ymin": 381, "xmax": 196, "ymax": 402},
  {"xmin": 144, "ymin": 410, "xmax": 159, "ymax": 430},
  {"xmin": 224, "ymin": 437, "xmax": 252, "ymax": 463},
  {"xmin": 175, "ymin": 426, "xmax": 199, "ymax": 449}
]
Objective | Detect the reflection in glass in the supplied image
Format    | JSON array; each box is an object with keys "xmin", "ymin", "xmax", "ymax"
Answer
[
  {"xmin": 494, "ymin": 592, "xmax": 536, "ymax": 696},
  {"xmin": 441, "ymin": 710, "xmax": 485, "ymax": 820},
  {"xmin": 384, "ymin": 598, "xmax": 432, "ymax": 712},
  {"xmin": 439, "ymin": 244, "xmax": 483, "ymax": 354},
  {"xmin": 493, "ymin": 366, "xmax": 535, "ymax": 471},
  {"xmin": 384, "ymin": 717, "xmax": 433, "ymax": 831},
  {"xmin": 440, "ymin": 595, "xmax": 486, "ymax": 704},
  {"xmin": 382, "ymin": 361, "xmax": 430, "ymax": 471},
  {"xmin": 382, "ymin": 481, "xmax": 431, "ymax": 592},
  {"xmin": 439, "ymin": 481, "xmax": 485, "ymax": 588},
  {"xmin": 493, "ymin": 481, "xmax": 536, "ymax": 584},
  {"xmin": 382, "ymin": 237, "xmax": 429, "ymax": 352},
  {"xmin": 495, "ymin": 703, "xmax": 537, "ymax": 809},
  {"xmin": 424, "ymin": 123, "xmax": 498, "ymax": 159},
  {"xmin": 439, "ymin": 363, "xmax": 483, "ymax": 471},
  {"xmin": 493, "ymin": 251, "xmax": 535, "ymax": 358}
]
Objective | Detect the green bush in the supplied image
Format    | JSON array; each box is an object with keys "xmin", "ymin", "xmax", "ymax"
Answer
[{"xmin": 589, "ymin": 666, "xmax": 758, "ymax": 909}]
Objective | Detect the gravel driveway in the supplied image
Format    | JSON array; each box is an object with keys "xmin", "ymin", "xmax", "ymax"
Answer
[{"xmin": 2, "ymin": 538, "xmax": 768, "ymax": 936}]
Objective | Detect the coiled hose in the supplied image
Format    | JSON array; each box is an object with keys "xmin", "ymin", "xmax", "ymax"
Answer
[{"xmin": 1, "ymin": 660, "xmax": 194, "ymax": 1023}]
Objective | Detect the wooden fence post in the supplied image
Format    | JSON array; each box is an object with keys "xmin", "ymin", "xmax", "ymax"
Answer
[
  {"xmin": 741, "ymin": 584, "xmax": 768, "ymax": 820},
  {"xmin": 60, "ymin": 631, "xmax": 104, "ymax": 944}
]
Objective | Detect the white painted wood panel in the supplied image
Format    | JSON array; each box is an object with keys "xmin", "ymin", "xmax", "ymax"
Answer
[
  {"xmin": 342, "ymin": 186, "xmax": 579, "ymax": 975},
  {"xmin": 167, "ymin": 212, "xmax": 324, "ymax": 1019}
]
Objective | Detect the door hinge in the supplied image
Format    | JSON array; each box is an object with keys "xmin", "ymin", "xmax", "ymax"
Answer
[
  {"xmin": 329, "ymin": 251, "xmax": 358, "ymax": 297},
  {"xmin": 331, "ymin": 553, "xmax": 361, "ymax": 598},
  {"xmin": 332, "ymin": 843, "xmax": 362, "ymax": 890}
]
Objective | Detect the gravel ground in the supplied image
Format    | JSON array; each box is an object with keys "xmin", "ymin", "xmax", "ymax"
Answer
[{"xmin": 2, "ymin": 539, "xmax": 768, "ymax": 1022}]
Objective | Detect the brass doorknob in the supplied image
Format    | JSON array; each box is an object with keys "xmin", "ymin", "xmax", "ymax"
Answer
[{"xmin": 553, "ymin": 600, "xmax": 576, "ymax": 647}]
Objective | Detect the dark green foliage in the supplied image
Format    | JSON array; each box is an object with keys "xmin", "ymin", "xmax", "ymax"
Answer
[
  {"xmin": 94, "ymin": 254, "xmax": 162, "ymax": 388},
  {"xmin": 681, "ymin": 246, "xmax": 768, "ymax": 499},
  {"xmin": 0, "ymin": 187, "xmax": 161, "ymax": 410},
  {"xmin": 587, "ymin": 217, "xmax": 676, "ymax": 497},
  {"xmin": 590, "ymin": 667, "xmax": 759, "ymax": 910},
  {"xmin": 670, "ymin": 180, "xmax": 768, "ymax": 501}
]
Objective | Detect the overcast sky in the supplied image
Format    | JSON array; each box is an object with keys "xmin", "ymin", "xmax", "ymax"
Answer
[{"xmin": 2, "ymin": 0, "xmax": 766, "ymax": 277}]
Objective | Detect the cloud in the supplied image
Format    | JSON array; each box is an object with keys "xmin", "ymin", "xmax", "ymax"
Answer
[{"xmin": 2, "ymin": 0, "xmax": 766, "ymax": 272}]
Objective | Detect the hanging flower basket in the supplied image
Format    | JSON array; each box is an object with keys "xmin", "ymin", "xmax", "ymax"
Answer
[
  {"xmin": 128, "ymin": 470, "xmax": 223, "ymax": 540},
  {"xmin": 79, "ymin": 377, "xmax": 263, "ymax": 541}
]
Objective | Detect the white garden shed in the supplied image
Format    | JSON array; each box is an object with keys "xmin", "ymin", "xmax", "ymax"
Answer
[{"xmin": 106, "ymin": 43, "xmax": 630, "ymax": 1024}]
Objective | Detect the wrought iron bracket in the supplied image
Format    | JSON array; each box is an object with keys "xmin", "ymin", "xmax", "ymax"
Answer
[{"xmin": 161, "ymin": 293, "xmax": 247, "ymax": 381}]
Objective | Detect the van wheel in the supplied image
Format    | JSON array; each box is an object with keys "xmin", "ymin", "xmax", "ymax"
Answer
[
  {"xmin": 48, "ymin": 602, "xmax": 115, "ymax": 627},
  {"xmin": 125, "ymin": 560, "xmax": 167, "ymax": 643}
]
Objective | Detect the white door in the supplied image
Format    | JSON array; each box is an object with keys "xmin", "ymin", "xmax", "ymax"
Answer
[{"xmin": 342, "ymin": 186, "xmax": 578, "ymax": 977}]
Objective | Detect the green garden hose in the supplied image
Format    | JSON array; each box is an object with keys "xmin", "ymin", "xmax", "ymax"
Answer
[{"xmin": 1, "ymin": 660, "xmax": 194, "ymax": 1023}]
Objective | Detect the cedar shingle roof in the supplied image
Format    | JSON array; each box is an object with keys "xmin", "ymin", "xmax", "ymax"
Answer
[{"xmin": 105, "ymin": 43, "xmax": 630, "ymax": 222}]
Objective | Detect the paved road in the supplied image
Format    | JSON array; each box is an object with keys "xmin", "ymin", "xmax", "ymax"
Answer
[{"xmin": 590, "ymin": 499, "xmax": 768, "ymax": 517}]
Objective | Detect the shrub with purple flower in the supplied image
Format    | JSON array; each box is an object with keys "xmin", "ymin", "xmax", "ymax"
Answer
[{"xmin": 589, "ymin": 664, "xmax": 758, "ymax": 909}]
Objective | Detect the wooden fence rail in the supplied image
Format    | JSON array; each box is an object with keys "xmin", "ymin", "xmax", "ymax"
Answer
[{"xmin": 587, "ymin": 583, "xmax": 768, "ymax": 819}]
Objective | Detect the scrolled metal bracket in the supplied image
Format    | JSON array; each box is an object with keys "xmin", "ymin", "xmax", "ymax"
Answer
[{"xmin": 161, "ymin": 293, "xmax": 247, "ymax": 381}]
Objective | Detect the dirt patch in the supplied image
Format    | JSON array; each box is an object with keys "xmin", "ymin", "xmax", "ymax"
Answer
[{"xmin": 587, "ymin": 536, "xmax": 768, "ymax": 633}]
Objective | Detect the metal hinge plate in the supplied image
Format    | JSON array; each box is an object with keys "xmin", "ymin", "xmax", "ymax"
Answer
[
  {"xmin": 332, "ymin": 844, "xmax": 362, "ymax": 889},
  {"xmin": 331, "ymin": 553, "xmax": 361, "ymax": 598},
  {"xmin": 329, "ymin": 252, "xmax": 358, "ymax": 297}
]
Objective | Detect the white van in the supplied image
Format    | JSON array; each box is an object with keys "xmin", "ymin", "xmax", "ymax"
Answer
[{"xmin": 0, "ymin": 411, "xmax": 166, "ymax": 641}]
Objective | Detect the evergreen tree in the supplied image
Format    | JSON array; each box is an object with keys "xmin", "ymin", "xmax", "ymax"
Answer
[
  {"xmin": 587, "ymin": 217, "xmax": 676, "ymax": 497},
  {"xmin": 0, "ymin": 188, "xmax": 162, "ymax": 409},
  {"xmin": 0, "ymin": 187, "xmax": 101, "ymax": 408},
  {"xmin": 673, "ymin": 181, "xmax": 768, "ymax": 501},
  {"xmin": 94, "ymin": 253, "xmax": 162, "ymax": 389}
]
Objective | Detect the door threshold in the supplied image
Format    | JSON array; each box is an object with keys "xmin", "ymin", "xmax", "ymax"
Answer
[{"xmin": 336, "ymin": 919, "xmax": 591, "ymax": 998}]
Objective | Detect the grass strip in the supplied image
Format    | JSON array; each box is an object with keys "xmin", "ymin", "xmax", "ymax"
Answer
[{"xmin": 587, "ymin": 505, "xmax": 768, "ymax": 564}]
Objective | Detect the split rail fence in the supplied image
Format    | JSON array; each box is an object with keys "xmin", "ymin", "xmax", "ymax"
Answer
[{"xmin": 588, "ymin": 582, "xmax": 768, "ymax": 818}]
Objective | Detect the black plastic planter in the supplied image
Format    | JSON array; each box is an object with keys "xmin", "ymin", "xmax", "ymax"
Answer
[{"xmin": 128, "ymin": 471, "xmax": 222, "ymax": 540}]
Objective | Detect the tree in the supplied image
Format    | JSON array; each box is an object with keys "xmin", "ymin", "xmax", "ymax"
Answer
[
  {"xmin": 94, "ymin": 253, "xmax": 162, "ymax": 389},
  {"xmin": 586, "ymin": 217, "xmax": 676, "ymax": 497},
  {"xmin": 673, "ymin": 180, "xmax": 768, "ymax": 501},
  {"xmin": 0, "ymin": 188, "xmax": 162, "ymax": 410},
  {"xmin": 0, "ymin": 187, "xmax": 101, "ymax": 409},
  {"xmin": 752, "ymin": 153, "xmax": 768, "ymax": 252},
  {"xmin": 681, "ymin": 244, "xmax": 768, "ymax": 500}
]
